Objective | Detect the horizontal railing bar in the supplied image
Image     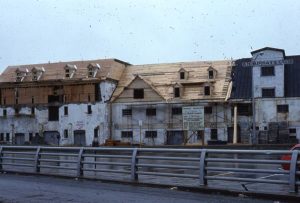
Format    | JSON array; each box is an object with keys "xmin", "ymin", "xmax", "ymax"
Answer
[
  {"xmin": 206, "ymin": 167, "xmax": 289, "ymax": 174},
  {"xmin": 206, "ymin": 158, "xmax": 290, "ymax": 164},
  {"xmin": 39, "ymin": 152, "xmax": 78, "ymax": 157},
  {"xmin": 137, "ymin": 163, "xmax": 199, "ymax": 170},
  {"xmin": 38, "ymin": 165, "xmax": 76, "ymax": 170},
  {"xmin": 2, "ymin": 151, "xmax": 36, "ymax": 155},
  {"xmin": 137, "ymin": 171, "xmax": 198, "ymax": 178},
  {"xmin": 2, "ymin": 163, "xmax": 34, "ymax": 167},
  {"xmin": 138, "ymin": 148, "xmax": 202, "ymax": 153},
  {"xmin": 1, "ymin": 157, "xmax": 35, "ymax": 161},
  {"xmin": 83, "ymin": 168, "xmax": 130, "ymax": 174},
  {"xmin": 137, "ymin": 156, "xmax": 199, "ymax": 161},
  {"xmin": 39, "ymin": 159, "xmax": 77, "ymax": 163},
  {"xmin": 2, "ymin": 146, "xmax": 38, "ymax": 150},
  {"xmin": 82, "ymin": 161, "xmax": 131, "ymax": 166},
  {"xmin": 82, "ymin": 154, "xmax": 132, "ymax": 159},
  {"xmin": 206, "ymin": 176, "xmax": 289, "ymax": 184},
  {"xmin": 206, "ymin": 149, "xmax": 292, "ymax": 155}
]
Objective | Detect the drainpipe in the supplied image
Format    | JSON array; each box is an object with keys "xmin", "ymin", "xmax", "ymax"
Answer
[
  {"xmin": 233, "ymin": 105, "xmax": 238, "ymax": 144},
  {"xmin": 109, "ymin": 103, "xmax": 112, "ymax": 140}
]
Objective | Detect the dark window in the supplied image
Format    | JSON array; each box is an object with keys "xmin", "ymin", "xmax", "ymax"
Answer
[
  {"xmin": 0, "ymin": 133, "xmax": 3, "ymax": 141},
  {"xmin": 204, "ymin": 86, "xmax": 210, "ymax": 96},
  {"xmin": 237, "ymin": 104, "xmax": 252, "ymax": 116},
  {"xmin": 32, "ymin": 97, "xmax": 34, "ymax": 104},
  {"xmin": 261, "ymin": 66, "xmax": 275, "ymax": 76},
  {"xmin": 180, "ymin": 72, "xmax": 185, "ymax": 79},
  {"xmin": 6, "ymin": 133, "xmax": 9, "ymax": 141},
  {"xmin": 121, "ymin": 131, "xmax": 133, "ymax": 138},
  {"xmin": 262, "ymin": 88, "xmax": 275, "ymax": 98},
  {"xmin": 204, "ymin": 106, "xmax": 212, "ymax": 114},
  {"xmin": 48, "ymin": 106, "xmax": 59, "ymax": 121},
  {"xmin": 87, "ymin": 105, "xmax": 92, "ymax": 114},
  {"xmin": 145, "ymin": 131, "xmax": 157, "ymax": 138},
  {"xmin": 15, "ymin": 107, "xmax": 19, "ymax": 115},
  {"xmin": 211, "ymin": 129, "xmax": 218, "ymax": 140},
  {"xmin": 95, "ymin": 83, "xmax": 101, "ymax": 102},
  {"xmin": 31, "ymin": 107, "xmax": 35, "ymax": 115},
  {"xmin": 174, "ymin": 87, "xmax": 180, "ymax": 97},
  {"xmin": 3, "ymin": 109, "xmax": 7, "ymax": 117},
  {"xmin": 122, "ymin": 109, "xmax": 132, "ymax": 116},
  {"xmin": 64, "ymin": 129, "xmax": 68, "ymax": 138},
  {"xmin": 64, "ymin": 106, "xmax": 68, "ymax": 115},
  {"xmin": 146, "ymin": 108, "xmax": 156, "ymax": 116},
  {"xmin": 65, "ymin": 69, "xmax": 70, "ymax": 78},
  {"xmin": 197, "ymin": 130, "xmax": 204, "ymax": 140},
  {"xmin": 94, "ymin": 128, "xmax": 99, "ymax": 138},
  {"xmin": 172, "ymin": 107, "xmax": 182, "ymax": 115},
  {"xmin": 209, "ymin": 70, "xmax": 214, "ymax": 79},
  {"xmin": 289, "ymin": 128, "xmax": 296, "ymax": 134},
  {"xmin": 29, "ymin": 133, "xmax": 33, "ymax": 141},
  {"xmin": 134, "ymin": 89, "xmax": 144, "ymax": 99},
  {"xmin": 15, "ymin": 98, "xmax": 18, "ymax": 105},
  {"xmin": 277, "ymin": 104, "xmax": 289, "ymax": 113}
]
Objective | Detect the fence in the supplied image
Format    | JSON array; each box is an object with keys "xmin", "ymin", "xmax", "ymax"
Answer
[{"xmin": 0, "ymin": 146, "xmax": 299, "ymax": 194}]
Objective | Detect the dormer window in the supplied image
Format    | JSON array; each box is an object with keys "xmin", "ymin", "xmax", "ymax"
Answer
[
  {"xmin": 31, "ymin": 67, "xmax": 45, "ymax": 81},
  {"xmin": 173, "ymin": 83, "xmax": 183, "ymax": 98},
  {"xmin": 15, "ymin": 68, "xmax": 29, "ymax": 82},
  {"xmin": 207, "ymin": 66, "xmax": 217, "ymax": 79},
  {"xmin": 87, "ymin": 63, "xmax": 101, "ymax": 78},
  {"xmin": 64, "ymin": 64, "xmax": 77, "ymax": 79},
  {"xmin": 178, "ymin": 68, "xmax": 188, "ymax": 80}
]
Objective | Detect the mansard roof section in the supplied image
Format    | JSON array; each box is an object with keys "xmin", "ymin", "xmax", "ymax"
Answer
[
  {"xmin": 0, "ymin": 58, "xmax": 129, "ymax": 83},
  {"xmin": 112, "ymin": 59, "xmax": 233, "ymax": 102},
  {"xmin": 251, "ymin": 47, "xmax": 285, "ymax": 57}
]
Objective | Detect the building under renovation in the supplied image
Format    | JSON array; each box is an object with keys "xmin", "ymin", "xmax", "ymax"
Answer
[
  {"xmin": 230, "ymin": 47, "xmax": 300, "ymax": 144},
  {"xmin": 0, "ymin": 59, "xmax": 128, "ymax": 146},
  {"xmin": 110, "ymin": 60, "xmax": 233, "ymax": 146}
]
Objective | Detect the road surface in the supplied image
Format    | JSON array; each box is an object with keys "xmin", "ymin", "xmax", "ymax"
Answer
[{"xmin": 0, "ymin": 173, "xmax": 274, "ymax": 203}]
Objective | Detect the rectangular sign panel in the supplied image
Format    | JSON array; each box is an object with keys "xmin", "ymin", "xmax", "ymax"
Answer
[{"xmin": 182, "ymin": 106, "xmax": 204, "ymax": 130}]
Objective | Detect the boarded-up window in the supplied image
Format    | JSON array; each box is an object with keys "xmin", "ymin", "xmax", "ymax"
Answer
[
  {"xmin": 262, "ymin": 88, "xmax": 275, "ymax": 98},
  {"xmin": 174, "ymin": 87, "xmax": 180, "ymax": 97},
  {"xmin": 122, "ymin": 109, "xmax": 132, "ymax": 116},
  {"xmin": 237, "ymin": 104, "xmax": 252, "ymax": 116},
  {"xmin": 211, "ymin": 129, "xmax": 218, "ymax": 140},
  {"xmin": 145, "ymin": 131, "xmax": 157, "ymax": 138},
  {"xmin": 48, "ymin": 106, "xmax": 59, "ymax": 121},
  {"xmin": 277, "ymin": 104, "xmax": 289, "ymax": 113},
  {"xmin": 261, "ymin": 66, "xmax": 275, "ymax": 76},
  {"xmin": 146, "ymin": 108, "xmax": 156, "ymax": 116},
  {"xmin": 87, "ymin": 105, "xmax": 92, "ymax": 114},
  {"xmin": 134, "ymin": 89, "xmax": 144, "ymax": 99},
  {"xmin": 204, "ymin": 106, "xmax": 212, "ymax": 114},
  {"xmin": 121, "ymin": 131, "xmax": 133, "ymax": 138},
  {"xmin": 172, "ymin": 107, "xmax": 182, "ymax": 115},
  {"xmin": 64, "ymin": 106, "xmax": 68, "ymax": 115},
  {"xmin": 204, "ymin": 86, "xmax": 210, "ymax": 96}
]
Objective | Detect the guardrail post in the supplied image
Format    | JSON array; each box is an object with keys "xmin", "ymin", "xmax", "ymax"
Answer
[
  {"xmin": 34, "ymin": 147, "xmax": 41, "ymax": 173},
  {"xmin": 289, "ymin": 150, "xmax": 299, "ymax": 193},
  {"xmin": 131, "ymin": 148, "xmax": 138, "ymax": 181},
  {"xmin": 77, "ymin": 148, "xmax": 84, "ymax": 178},
  {"xmin": 199, "ymin": 149, "xmax": 207, "ymax": 186},
  {"xmin": 0, "ymin": 147, "xmax": 3, "ymax": 172}
]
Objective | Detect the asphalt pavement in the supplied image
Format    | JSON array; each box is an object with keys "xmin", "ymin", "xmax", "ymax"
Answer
[{"xmin": 0, "ymin": 173, "xmax": 277, "ymax": 203}]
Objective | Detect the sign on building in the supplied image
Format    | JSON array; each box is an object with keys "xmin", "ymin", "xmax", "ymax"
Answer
[{"xmin": 182, "ymin": 106, "xmax": 204, "ymax": 130}]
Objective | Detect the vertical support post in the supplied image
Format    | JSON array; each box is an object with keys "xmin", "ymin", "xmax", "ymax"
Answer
[
  {"xmin": 199, "ymin": 149, "xmax": 207, "ymax": 186},
  {"xmin": 77, "ymin": 148, "xmax": 84, "ymax": 178},
  {"xmin": 0, "ymin": 147, "xmax": 3, "ymax": 172},
  {"xmin": 131, "ymin": 148, "xmax": 138, "ymax": 181},
  {"xmin": 289, "ymin": 150, "xmax": 299, "ymax": 193},
  {"xmin": 233, "ymin": 105, "xmax": 238, "ymax": 144},
  {"xmin": 34, "ymin": 147, "xmax": 41, "ymax": 173}
]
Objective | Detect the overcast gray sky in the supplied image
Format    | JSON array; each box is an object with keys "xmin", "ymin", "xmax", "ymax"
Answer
[{"xmin": 1, "ymin": 0, "xmax": 300, "ymax": 72}]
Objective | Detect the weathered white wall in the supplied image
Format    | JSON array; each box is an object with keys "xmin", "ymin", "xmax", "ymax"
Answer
[
  {"xmin": 0, "ymin": 80, "xmax": 117, "ymax": 146},
  {"xmin": 252, "ymin": 50, "xmax": 285, "ymax": 98},
  {"xmin": 112, "ymin": 102, "xmax": 232, "ymax": 145}
]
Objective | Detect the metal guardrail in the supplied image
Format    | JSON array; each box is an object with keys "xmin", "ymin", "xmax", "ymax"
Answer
[{"xmin": 0, "ymin": 146, "xmax": 299, "ymax": 194}]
